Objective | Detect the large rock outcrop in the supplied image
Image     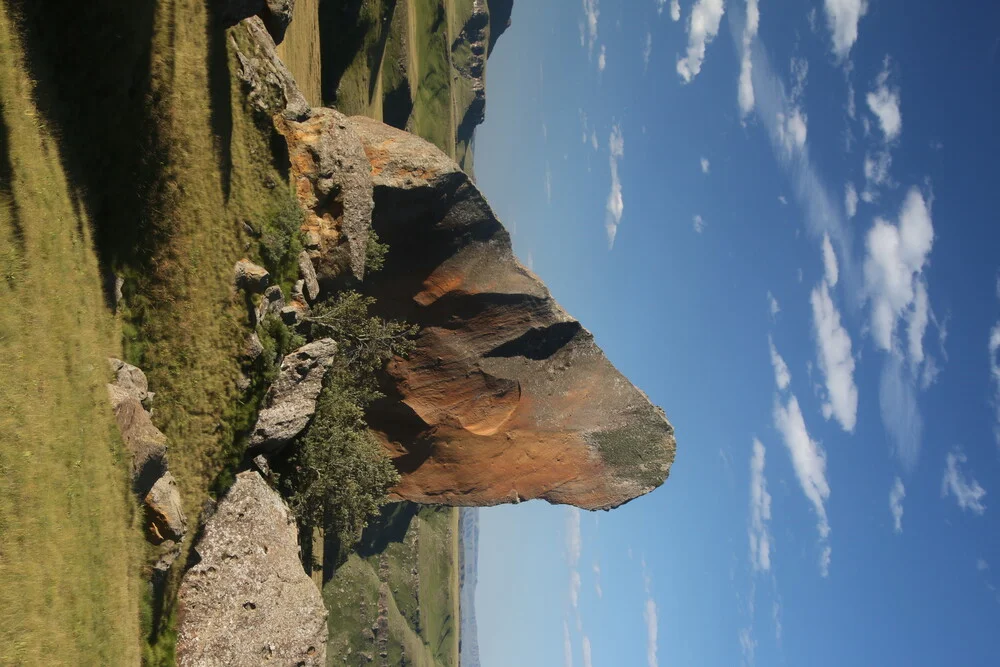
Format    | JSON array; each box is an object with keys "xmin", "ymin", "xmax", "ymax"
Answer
[
  {"xmin": 345, "ymin": 117, "xmax": 676, "ymax": 511},
  {"xmin": 176, "ymin": 471, "xmax": 327, "ymax": 666}
]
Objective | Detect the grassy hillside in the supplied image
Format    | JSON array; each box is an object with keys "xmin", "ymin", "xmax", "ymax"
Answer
[
  {"xmin": 325, "ymin": 504, "xmax": 460, "ymax": 667},
  {"xmin": 0, "ymin": 5, "xmax": 143, "ymax": 664}
]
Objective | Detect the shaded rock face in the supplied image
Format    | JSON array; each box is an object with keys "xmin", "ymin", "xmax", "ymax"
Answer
[
  {"xmin": 346, "ymin": 117, "xmax": 676, "ymax": 511},
  {"xmin": 231, "ymin": 16, "xmax": 310, "ymax": 122},
  {"xmin": 277, "ymin": 107, "xmax": 374, "ymax": 285},
  {"xmin": 176, "ymin": 471, "xmax": 327, "ymax": 667},
  {"xmin": 218, "ymin": 0, "xmax": 295, "ymax": 44},
  {"xmin": 248, "ymin": 338, "xmax": 338, "ymax": 453},
  {"xmin": 485, "ymin": 0, "xmax": 514, "ymax": 55}
]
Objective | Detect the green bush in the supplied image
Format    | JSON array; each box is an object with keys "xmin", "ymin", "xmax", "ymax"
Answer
[{"xmin": 259, "ymin": 197, "xmax": 305, "ymax": 285}]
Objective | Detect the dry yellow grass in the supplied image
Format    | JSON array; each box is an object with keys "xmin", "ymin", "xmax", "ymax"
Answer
[
  {"xmin": 276, "ymin": 0, "xmax": 323, "ymax": 106},
  {"xmin": 0, "ymin": 4, "xmax": 143, "ymax": 664}
]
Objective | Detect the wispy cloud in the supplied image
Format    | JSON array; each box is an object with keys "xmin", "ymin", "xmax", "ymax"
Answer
[
  {"xmin": 582, "ymin": 635, "xmax": 594, "ymax": 667},
  {"xmin": 598, "ymin": 44, "xmax": 607, "ymax": 72},
  {"xmin": 670, "ymin": 0, "xmax": 681, "ymax": 21},
  {"xmin": 739, "ymin": 627, "xmax": 757, "ymax": 664},
  {"xmin": 563, "ymin": 621, "xmax": 573, "ymax": 667},
  {"xmin": 593, "ymin": 563, "xmax": 603, "ymax": 599},
  {"xmin": 769, "ymin": 335, "xmax": 791, "ymax": 391},
  {"xmin": 979, "ymin": 558, "xmax": 990, "ymax": 572},
  {"xmin": 773, "ymin": 394, "xmax": 831, "ymax": 575},
  {"xmin": 867, "ymin": 57, "xmax": 902, "ymax": 143},
  {"xmin": 767, "ymin": 291, "xmax": 781, "ymax": 319},
  {"xmin": 749, "ymin": 438, "xmax": 773, "ymax": 572},
  {"xmin": 845, "ymin": 182, "xmax": 858, "ymax": 218},
  {"xmin": 700, "ymin": 156, "xmax": 711, "ymax": 174},
  {"xmin": 570, "ymin": 569, "xmax": 582, "ymax": 608},
  {"xmin": 644, "ymin": 598, "xmax": 659, "ymax": 667},
  {"xmin": 677, "ymin": 0, "xmax": 726, "ymax": 83},
  {"xmin": 643, "ymin": 32, "xmax": 652, "ymax": 70},
  {"xmin": 606, "ymin": 123, "xmax": 625, "ymax": 248},
  {"xmin": 567, "ymin": 508, "xmax": 581, "ymax": 565},
  {"xmin": 822, "ymin": 233, "xmax": 839, "ymax": 287},
  {"xmin": 545, "ymin": 163, "xmax": 553, "ymax": 203},
  {"xmin": 879, "ymin": 351, "xmax": 923, "ymax": 469},
  {"xmin": 942, "ymin": 450, "xmax": 987, "ymax": 515},
  {"xmin": 823, "ymin": 0, "xmax": 868, "ymax": 60},
  {"xmin": 738, "ymin": 0, "xmax": 760, "ymax": 116},
  {"xmin": 889, "ymin": 477, "xmax": 905, "ymax": 533},
  {"xmin": 693, "ymin": 214, "xmax": 706, "ymax": 233},
  {"xmin": 582, "ymin": 0, "xmax": 600, "ymax": 57},
  {"xmin": 811, "ymin": 280, "xmax": 858, "ymax": 432},
  {"xmin": 990, "ymin": 298, "xmax": 1000, "ymax": 447}
]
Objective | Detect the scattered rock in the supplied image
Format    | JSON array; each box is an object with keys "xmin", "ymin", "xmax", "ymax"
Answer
[
  {"xmin": 153, "ymin": 540, "xmax": 181, "ymax": 573},
  {"xmin": 252, "ymin": 454, "xmax": 272, "ymax": 479},
  {"xmin": 243, "ymin": 332, "xmax": 264, "ymax": 361},
  {"xmin": 277, "ymin": 107, "xmax": 374, "ymax": 285},
  {"xmin": 248, "ymin": 339, "xmax": 338, "ymax": 453},
  {"xmin": 344, "ymin": 117, "xmax": 676, "ymax": 511},
  {"xmin": 176, "ymin": 471, "xmax": 327, "ymax": 667},
  {"xmin": 298, "ymin": 251, "xmax": 320, "ymax": 302},
  {"xmin": 234, "ymin": 259, "xmax": 270, "ymax": 293},
  {"xmin": 279, "ymin": 301, "xmax": 307, "ymax": 326},
  {"xmin": 231, "ymin": 16, "xmax": 310, "ymax": 121},
  {"xmin": 145, "ymin": 472, "xmax": 188, "ymax": 543},
  {"xmin": 255, "ymin": 284, "xmax": 285, "ymax": 325},
  {"xmin": 110, "ymin": 394, "xmax": 168, "ymax": 495},
  {"xmin": 108, "ymin": 358, "xmax": 149, "ymax": 405}
]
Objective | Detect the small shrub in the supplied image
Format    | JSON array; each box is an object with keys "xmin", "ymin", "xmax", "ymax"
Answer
[
  {"xmin": 259, "ymin": 197, "xmax": 304, "ymax": 283},
  {"xmin": 364, "ymin": 228, "xmax": 389, "ymax": 274}
]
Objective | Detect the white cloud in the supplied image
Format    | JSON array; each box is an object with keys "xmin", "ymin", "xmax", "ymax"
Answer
[
  {"xmin": 598, "ymin": 44, "xmax": 607, "ymax": 72},
  {"xmin": 739, "ymin": 627, "xmax": 757, "ymax": 664},
  {"xmin": 643, "ymin": 32, "xmax": 652, "ymax": 69},
  {"xmin": 570, "ymin": 569, "xmax": 582, "ymax": 608},
  {"xmin": 819, "ymin": 545, "xmax": 832, "ymax": 577},
  {"xmin": 991, "ymin": 319, "xmax": 1000, "ymax": 447},
  {"xmin": 979, "ymin": 559, "xmax": 991, "ymax": 572},
  {"xmin": 693, "ymin": 214, "xmax": 706, "ymax": 233},
  {"xmin": 582, "ymin": 635, "xmax": 594, "ymax": 667},
  {"xmin": 567, "ymin": 508, "xmax": 582, "ymax": 566},
  {"xmin": 749, "ymin": 439, "xmax": 773, "ymax": 572},
  {"xmin": 867, "ymin": 59, "xmax": 902, "ymax": 142},
  {"xmin": 845, "ymin": 182, "xmax": 858, "ymax": 218},
  {"xmin": 767, "ymin": 291, "xmax": 781, "ymax": 318},
  {"xmin": 738, "ymin": 0, "xmax": 760, "ymax": 116},
  {"xmin": 822, "ymin": 232, "xmax": 839, "ymax": 287},
  {"xmin": 778, "ymin": 195, "xmax": 788, "ymax": 205},
  {"xmin": 773, "ymin": 394, "xmax": 831, "ymax": 572},
  {"xmin": 942, "ymin": 450, "xmax": 987, "ymax": 515},
  {"xmin": 908, "ymin": 280, "xmax": 929, "ymax": 366},
  {"xmin": 593, "ymin": 563, "xmax": 603, "ymax": 598},
  {"xmin": 606, "ymin": 123, "xmax": 625, "ymax": 248},
  {"xmin": 545, "ymin": 163, "xmax": 553, "ymax": 203},
  {"xmin": 644, "ymin": 598, "xmax": 659, "ymax": 667},
  {"xmin": 670, "ymin": 0, "xmax": 681, "ymax": 21},
  {"xmin": 677, "ymin": 0, "xmax": 725, "ymax": 83},
  {"xmin": 591, "ymin": 130, "xmax": 599, "ymax": 151},
  {"xmin": 769, "ymin": 335, "xmax": 791, "ymax": 391},
  {"xmin": 863, "ymin": 188, "xmax": 934, "ymax": 357},
  {"xmin": 889, "ymin": 476, "xmax": 905, "ymax": 534},
  {"xmin": 582, "ymin": 0, "xmax": 600, "ymax": 57},
  {"xmin": 563, "ymin": 622, "xmax": 573, "ymax": 667},
  {"xmin": 700, "ymin": 157, "xmax": 711, "ymax": 174},
  {"xmin": 823, "ymin": 0, "xmax": 868, "ymax": 60},
  {"xmin": 776, "ymin": 108, "xmax": 808, "ymax": 157},
  {"xmin": 880, "ymin": 351, "xmax": 923, "ymax": 469},
  {"xmin": 863, "ymin": 149, "xmax": 892, "ymax": 200},
  {"xmin": 811, "ymin": 281, "xmax": 858, "ymax": 432}
]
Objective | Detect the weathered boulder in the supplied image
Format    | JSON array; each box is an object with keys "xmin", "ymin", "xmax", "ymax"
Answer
[
  {"xmin": 298, "ymin": 250, "xmax": 320, "ymax": 302},
  {"xmin": 234, "ymin": 259, "xmax": 270, "ymax": 293},
  {"xmin": 345, "ymin": 116, "xmax": 676, "ymax": 511},
  {"xmin": 230, "ymin": 16, "xmax": 310, "ymax": 122},
  {"xmin": 108, "ymin": 358, "xmax": 148, "ymax": 404},
  {"xmin": 248, "ymin": 338, "xmax": 338, "ymax": 452},
  {"xmin": 109, "ymin": 392, "xmax": 168, "ymax": 495},
  {"xmin": 277, "ymin": 107, "xmax": 374, "ymax": 285},
  {"xmin": 218, "ymin": 0, "xmax": 296, "ymax": 44},
  {"xmin": 145, "ymin": 472, "xmax": 188, "ymax": 543},
  {"xmin": 176, "ymin": 471, "xmax": 327, "ymax": 667},
  {"xmin": 255, "ymin": 284, "xmax": 285, "ymax": 325}
]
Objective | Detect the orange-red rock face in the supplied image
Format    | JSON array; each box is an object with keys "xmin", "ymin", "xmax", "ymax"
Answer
[{"xmin": 346, "ymin": 117, "xmax": 676, "ymax": 511}]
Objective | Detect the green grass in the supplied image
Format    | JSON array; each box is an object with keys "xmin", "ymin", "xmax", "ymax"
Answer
[
  {"xmin": 407, "ymin": 0, "xmax": 454, "ymax": 156},
  {"xmin": 0, "ymin": 5, "xmax": 143, "ymax": 664},
  {"xmin": 324, "ymin": 504, "xmax": 460, "ymax": 666}
]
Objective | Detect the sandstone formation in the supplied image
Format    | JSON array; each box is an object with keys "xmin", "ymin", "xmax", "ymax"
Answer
[
  {"xmin": 234, "ymin": 258, "xmax": 270, "ymax": 293},
  {"xmin": 278, "ymin": 107, "xmax": 374, "ymax": 284},
  {"xmin": 248, "ymin": 338, "xmax": 338, "ymax": 453},
  {"xmin": 176, "ymin": 471, "xmax": 327, "ymax": 667},
  {"xmin": 231, "ymin": 16, "xmax": 310, "ymax": 122},
  {"xmin": 345, "ymin": 117, "xmax": 676, "ymax": 511}
]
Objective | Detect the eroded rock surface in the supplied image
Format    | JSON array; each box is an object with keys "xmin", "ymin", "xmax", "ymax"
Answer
[
  {"xmin": 176, "ymin": 471, "xmax": 327, "ymax": 667},
  {"xmin": 345, "ymin": 117, "xmax": 676, "ymax": 511},
  {"xmin": 248, "ymin": 338, "xmax": 338, "ymax": 452}
]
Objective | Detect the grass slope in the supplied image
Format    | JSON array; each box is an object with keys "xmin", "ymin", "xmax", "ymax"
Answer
[
  {"xmin": 325, "ymin": 504, "xmax": 460, "ymax": 667},
  {"xmin": 277, "ymin": 0, "xmax": 323, "ymax": 106},
  {"xmin": 0, "ymin": 5, "xmax": 143, "ymax": 663}
]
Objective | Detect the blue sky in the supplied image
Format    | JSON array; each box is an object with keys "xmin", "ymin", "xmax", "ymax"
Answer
[{"xmin": 472, "ymin": 1, "xmax": 1000, "ymax": 665}]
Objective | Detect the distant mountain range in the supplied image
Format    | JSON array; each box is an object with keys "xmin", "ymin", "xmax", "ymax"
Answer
[{"xmin": 459, "ymin": 507, "xmax": 481, "ymax": 667}]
